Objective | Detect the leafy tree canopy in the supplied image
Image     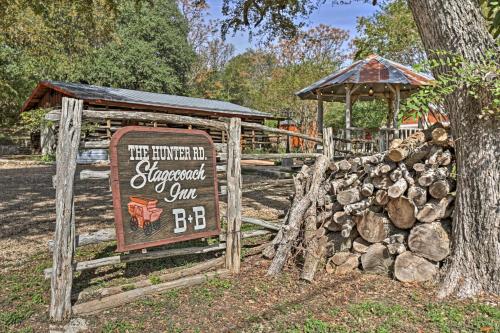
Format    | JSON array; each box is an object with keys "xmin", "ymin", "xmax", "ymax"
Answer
[
  {"xmin": 353, "ymin": 0, "xmax": 426, "ymax": 66},
  {"xmin": 221, "ymin": 0, "xmax": 499, "ymax": 40},
  {"xmin": 191, "ymin": 24, "xmax": 350, "ymax": 135},
  {"xmin": 0, "ymin": 0, "xmax": 194, "ymax": 126},
  {"xmin": 79, "ymin": 0, "xmax": 194, "ymax": 94}
]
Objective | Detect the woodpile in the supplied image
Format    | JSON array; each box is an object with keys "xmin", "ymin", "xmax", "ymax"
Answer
[{"xmin": 265, "ymin": 124, "xmax": 455, "ymax": 283}]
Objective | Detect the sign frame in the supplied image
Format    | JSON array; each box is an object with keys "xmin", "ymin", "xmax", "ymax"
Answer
[{"xmin": 110, "ymin": 126, "xmax": 221, "ymax": 252}]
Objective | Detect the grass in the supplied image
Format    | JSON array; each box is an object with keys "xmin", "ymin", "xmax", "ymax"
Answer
[
  {"xmin": 284, "ymin": 300, "xmax": 500, "ymax": 333},
  {"xmin": 1, "ymin": 247, "xmax": 498, "ymax": 332},
  {"xmin": 0, "ymin": 253, "xmax": 50, "ymax": 332}
]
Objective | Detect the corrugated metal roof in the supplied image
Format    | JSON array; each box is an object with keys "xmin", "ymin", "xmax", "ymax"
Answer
[
  {"xmin": 23, "ymin": 80, "xmax": 272, "ymax": 119},
  {"xmin": 296, "ymin": 55, "xmax": 433, "ymax": 99}
]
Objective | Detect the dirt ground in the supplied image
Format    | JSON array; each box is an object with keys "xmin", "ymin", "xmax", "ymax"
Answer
[
  {"xmin": 0, "ymin": 161, "xmax": 499, "ymax": 333},
  {"xmin": 0, "ymin": 162, "xmax": 290, "ymax": 271}
]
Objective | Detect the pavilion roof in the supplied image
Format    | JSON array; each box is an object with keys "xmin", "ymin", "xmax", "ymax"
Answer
[{"xmin": 296, "ymin": 55, "xmax": 434, "ymax": 100}]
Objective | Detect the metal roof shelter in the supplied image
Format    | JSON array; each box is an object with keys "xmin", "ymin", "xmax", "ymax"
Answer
[
  {"xmin": 22, "ymin": 80, "xmax": 272, "ymax": 121},
  {"xmin": 296, "ymin": 54, "xmax": 433, "ymax": 137}
]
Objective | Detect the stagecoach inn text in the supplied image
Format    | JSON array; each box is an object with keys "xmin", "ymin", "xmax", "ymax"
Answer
[{"xmin": 127, "ymin": 144, "xmax": 209, "ymax": 234}]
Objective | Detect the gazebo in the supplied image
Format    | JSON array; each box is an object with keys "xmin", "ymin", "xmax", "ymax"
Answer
[{"xmin": 296, "ymin": 54, "xmax": 433, "ymax": 147}]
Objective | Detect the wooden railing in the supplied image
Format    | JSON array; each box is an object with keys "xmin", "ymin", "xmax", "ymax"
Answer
[
  {"xmin": 332, "ymin": 126, "xmax": 423, "ymax": 156},
  {"xmin": 44, "ymin": 101, "xmax": 326, "ymax": 321}
]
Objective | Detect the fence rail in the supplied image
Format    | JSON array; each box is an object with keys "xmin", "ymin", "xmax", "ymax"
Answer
[
  {"xmin": 332, "ymin": 126, "xmax": 423, "ymax": 157},
  {"xmin": 45, "ymin": 100, "xmax": 326, "ymax": 321}
]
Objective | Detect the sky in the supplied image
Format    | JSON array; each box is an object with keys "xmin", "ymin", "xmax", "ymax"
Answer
[{"xmin": 206, "ymin": 0, "xmax": 379, "ymax": 54}]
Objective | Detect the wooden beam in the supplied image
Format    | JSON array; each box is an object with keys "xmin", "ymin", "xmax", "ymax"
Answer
[
  {"xmin": 242, "ymin": 153, "xmax": 321, "ymax": 160},
  {"xmin": 225, "ymin": 118, "xmax": 242, "ymax": 273},
  {"xmin": 80, "ymin": 169, "xmax": 110, "ymax": 180},
  {"xmin": 46, "ymin": 109, "xmax": 227, "ymax": 131},
  {"xmin": 48, "ymin": 228, "xmax": 116, "ymax": 252},
  {"xmin": 219, "ymin": 229, "xmax": 273, "ymax": 241},
  {"xmin": 345, "ymin": 85, "xmax": 352, "ymax": 152},
  {"xmin": 76, "ymin": 257, "xmax": 225, "ymax": 300},
  {"xmin": 40, "ymin": 122, "xmax": 56, "ymax": 155},
  {"xmin": 386, "ymin": 97, "xmax": 393, "ymax": 128},
  {"xmin": 240, "ymin": 120, "xmax": 321, "ymax": 143},
  {"xmin": 317, "ymin": 98, "xmax": 324, "ymax": 135},
  {"xmin": 241, "ymin": 217, "xmax": 282, "ymax": 231},
  {"xmin": 44, "ymin": 244, "xmax": 226, "ymax": 279},
  {"xmin": 394, "ymin": 84, "xmax": 401, "ymax": 138},
  {"xmin": 80, "ymin": 140, "xmax": 110, "ymax": 149},
  {"xmin": 72, "ymin": 269, "xmax": 230, "ymax": 316},
  {"xmin": 50, "ymin": 98, "xmax": 83, "ymax": 321},
  {"xmin": 323, "ymin": 127, "xmax": 334, "ymax": 160}
]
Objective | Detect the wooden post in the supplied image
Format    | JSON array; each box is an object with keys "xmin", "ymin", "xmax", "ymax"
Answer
[
  {"xmin": 323, "ymin": 127, "xmax": 334, "ymax": 160},
  {"xmin": 345, "ymin": 86, "xmax": 352, "ymax": 152},
  {"xmin": 386, "ymin": 97, "xmax": 394, "ymax": 128},
  {"xmin": 50, "ymin": 98, "xmax": 83, "ymax": 321},
  {"xmin": 106, "ymin": 119, "xmax": 112, "ymax": 138},
  {"xmin": 225, "ymin": 118, "xmax": 242, "ymax": 273},
  {"xmin": 251, "ymin": 130, "xmax": 255, "ymax": 150},
  {"xmin": 40, "ymin": 122, "xmax": 56, "ymax": 155},
  {"xmin": 393, "ymin": 84, "xmax": 401, "ymax": 139},
  {"xmin": 317, "ymin": 98, "xmax": 324, "ymax": 136}
]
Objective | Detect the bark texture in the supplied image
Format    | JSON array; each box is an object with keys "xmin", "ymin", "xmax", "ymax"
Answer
[{"xmin": 408, "ymin": 0, "xmax": 499, "ymax": 298}]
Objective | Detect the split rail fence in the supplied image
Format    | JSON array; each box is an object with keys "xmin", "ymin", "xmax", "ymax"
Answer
[{"xmin": 46, "ymin": 98, "xmax": 350, "ymax": 322}]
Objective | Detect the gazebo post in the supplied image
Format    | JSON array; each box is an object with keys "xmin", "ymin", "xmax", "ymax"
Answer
[
  {"xmin": 317, "ymin": 98, "xmax": 324, "ymax": 136},
  {"xmin": 344, "ymin": 85, "xmax": 352, "ymax": 152},
  {"xmin": 295, "ymin": 55, "xmax": 433, "ymax": 153},
  {"xmin": 393, "ymin": 84, "xmax": 401, "ymax": 138},
  {"xmin": 386, "ymin": 97, "xmax": 393, "ymax": 128},
  {"xmin": 387, "ymin": 84, "xmax": 398, "ymax": 141},
  {"xmin": 382, "ymin": 97, "xmax": 393, "ymax": 151}
]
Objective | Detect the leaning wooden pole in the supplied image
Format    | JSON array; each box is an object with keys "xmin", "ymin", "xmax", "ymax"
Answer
[
  {"xmin": 323, "ymin": 127, "xmax": 334, "ymax": 160},
  {"xmin": 50, "ymin": 98, "xmax": 83, "ymax": 321},
  {"xmin": 225, "ymin": 117, "xmax": 242, "ymax": 273}
]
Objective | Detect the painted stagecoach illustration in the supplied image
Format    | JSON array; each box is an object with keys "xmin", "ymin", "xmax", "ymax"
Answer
[{"xmin": 127, "ymin": 196, "xmax": 163, "ymax": 236}]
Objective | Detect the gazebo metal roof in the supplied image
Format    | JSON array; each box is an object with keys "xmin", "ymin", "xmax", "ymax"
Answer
[{"xmin": 296, "ymin": 54, "xmax": 433, "ymax": 101}]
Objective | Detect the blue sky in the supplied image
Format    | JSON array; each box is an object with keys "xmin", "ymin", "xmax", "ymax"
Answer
[{"xmin": 206, "ymin": 0, "xmax": 379, "ymax": 54}]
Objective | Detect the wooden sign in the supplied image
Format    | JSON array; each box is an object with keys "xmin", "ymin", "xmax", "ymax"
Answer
[{"xmin": 110, "ymin": 126, "xmax": 220, "ymax": 252}]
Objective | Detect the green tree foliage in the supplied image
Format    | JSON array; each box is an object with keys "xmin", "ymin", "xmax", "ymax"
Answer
[
  {"xmin": 353, "ymin": 0, "xmax": 426, "ymax": 66},
  {"xmin": 221, "ymin": 0, "xmax": 315, "ymax": 40},
  {"xmin": 192, "ymin": 25, "xmax": 350, "ymax": 135},
  {"xmin": 221, "ymin": 0, "xmax": 499, "ymax": 40},
  {"xmin": 0, "ymin": 0, "xmax": 194, "ymax": 126},
  {"xmin": 403, "ymin": 50, "xmax": 499, "ymax": 120},
  {"xmin": 0, "ymin": 0, "xmax": 116, "ymax": 125},
  {"xmin": 80, "ymin": 1, "xmax": 194, "ymax": 94},
  {"xmin": 324, "ymin": 100, "xmax": 388, "ymax": 130}
]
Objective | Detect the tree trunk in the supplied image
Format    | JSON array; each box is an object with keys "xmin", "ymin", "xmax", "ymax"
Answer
[{"xmin": 408, "ymin": 0, "xmax": 499, "ymax": 298}]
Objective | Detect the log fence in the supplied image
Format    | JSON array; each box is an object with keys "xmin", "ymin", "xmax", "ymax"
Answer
[
  {"xmin": 46, "ymin": 98, "xmax": 374, "ymax": 321},
  {"xmin": 46, "ymin": 98, "xmax": 336, "ymax": 322}
]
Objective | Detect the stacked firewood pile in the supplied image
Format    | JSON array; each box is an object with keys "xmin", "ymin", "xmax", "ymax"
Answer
[{"xmin": 264, "ymin": 124, "xmax": 455, "ymax": 283}]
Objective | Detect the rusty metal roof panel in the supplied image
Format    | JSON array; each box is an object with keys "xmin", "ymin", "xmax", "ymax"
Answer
[{"xmin": 296, "ymin": 55, "xmax": 433, "ymax": 99}]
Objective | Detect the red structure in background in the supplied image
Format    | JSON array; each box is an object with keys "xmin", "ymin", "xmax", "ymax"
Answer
[
  {"xmin": 279, "ymin": 120, "xmax": 303, "ymax": 149},
  {"xmin": 401, "ymin": 106, "xmax": 450, "ymax": 128}
]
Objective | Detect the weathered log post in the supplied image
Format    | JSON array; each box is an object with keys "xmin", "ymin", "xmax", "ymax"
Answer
[
  {"xmin": 323, "ymin": 127, "xmax": 334, "ymax": 160},
  {"xmin": 50, "ymin": 98, "xmax": 83, "ymax": 321},
  {"xmin": 40, "ymin": 121, "xmax": 56, "ymax": 155},
  {"xmin": 225, "ymin": 118, "xmax": 242, "ymax": 273}
]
